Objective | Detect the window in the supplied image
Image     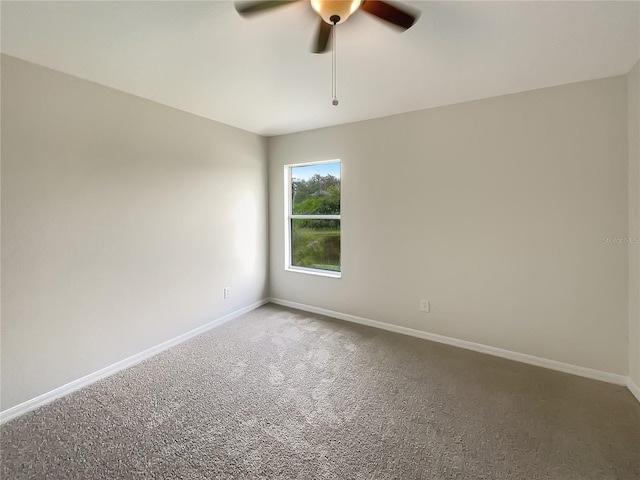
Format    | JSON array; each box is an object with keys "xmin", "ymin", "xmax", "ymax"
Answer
[{"xmin": 285, "ymin": 160, "xmax": 341, "ymax": 277}]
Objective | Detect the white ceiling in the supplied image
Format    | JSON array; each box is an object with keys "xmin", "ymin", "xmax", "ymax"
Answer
[{"xmin": 2, "ymin": 1, "xmax": 639, "ymax": 136}]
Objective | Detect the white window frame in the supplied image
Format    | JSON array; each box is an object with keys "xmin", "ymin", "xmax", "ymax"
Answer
[{"xmin": 284, "ymin": 159, "xmax": 341, "ymax": 278}]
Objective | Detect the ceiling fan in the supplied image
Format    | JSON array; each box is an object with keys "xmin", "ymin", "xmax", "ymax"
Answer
[{"xmin": 235, "ymin": 0, "xmax": 419, "ymax": 54}]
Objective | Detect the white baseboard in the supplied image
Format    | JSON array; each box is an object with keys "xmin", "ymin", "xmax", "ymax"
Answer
[
  {"xmin": 3, "ymin": 298, "xmax": 637, "ymax": 423},
  {"xmin": 0, "ymin": 299, "xmax": 269, "ymax": 425},
  {"xmin": 628, "ymin": 379, "xmax": 640, "ymax": 403},
  {"xmin": 269, "ymin": 298, "xmax": 630, "ymax": 388}
]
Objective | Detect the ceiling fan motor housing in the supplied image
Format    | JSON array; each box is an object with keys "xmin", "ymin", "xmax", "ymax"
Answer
[
  {"xmin": 235, "ymin": 0, "xmax": 419, "ymax": 54},
  {"xmin": 311, "ymin": 0, "xmax": 362, "ymax": 25}
]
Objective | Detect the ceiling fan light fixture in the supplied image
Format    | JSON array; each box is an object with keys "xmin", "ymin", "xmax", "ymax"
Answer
[{"xmin": 311, "ymin": 0, "xmax": 362, "ymax": 24}]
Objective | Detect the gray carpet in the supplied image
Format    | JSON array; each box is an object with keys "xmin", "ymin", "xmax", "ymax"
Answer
[{"xmin": 1, "ymin": 304, "xmax": 639, "ymax": 479}]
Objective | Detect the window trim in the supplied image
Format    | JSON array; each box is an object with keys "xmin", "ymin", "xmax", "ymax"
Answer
[{"xmin": 284, "ymin": 159, "xmax": 342, "ymax": 279}]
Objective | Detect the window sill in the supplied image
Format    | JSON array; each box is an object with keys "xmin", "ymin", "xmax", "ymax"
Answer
[{"xmin": 285, "ymin": 266, "xmax": 342, "ymax": 279}]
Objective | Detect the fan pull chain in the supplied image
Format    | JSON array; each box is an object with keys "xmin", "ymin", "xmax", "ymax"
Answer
[{"xmin": 331, "ymin": 20, "xmax": 338, "ymax": 106}]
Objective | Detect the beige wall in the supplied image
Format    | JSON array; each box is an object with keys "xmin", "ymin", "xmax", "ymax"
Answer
[
  {"xmin": 629, "ymin": 60, "xmax": 640, "ymax": 388},
  {"xmin": 269, "ymin": 76, "xmax": 629, "ymax": 375},
  {"xmin": 1, "ymin": 55, "xmax": 269, "ymax": 410}
]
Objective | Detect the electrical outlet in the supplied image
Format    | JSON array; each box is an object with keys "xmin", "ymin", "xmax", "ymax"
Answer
[
  {"xmin": 224, "ymin": 287, "xmax": 231, "ymax": 299},
  {"xmin": 420, "ymin": 299, "xmax": 430, "ymax": 313}
]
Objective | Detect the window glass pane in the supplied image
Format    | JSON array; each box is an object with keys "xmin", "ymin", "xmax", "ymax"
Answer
[
  {"xmin": 291, "ymin": 219, "xmax": 340, "ymax": 272},
  {"xmin": 291, "ymin": 163, "xmax": 340, "ymax": 215}
]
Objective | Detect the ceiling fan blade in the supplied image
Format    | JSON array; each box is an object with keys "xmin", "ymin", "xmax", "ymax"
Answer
[
  {"xmin": 360, "ymin": 1, "xmax": 418, "ymax": 30},
  {"xmin": 312, "ymin": 19, "xmax": 332, "ymax": 54},
  {"xmin": 235, "ymin": 0, "xmax": 300, "ymax": 17}
]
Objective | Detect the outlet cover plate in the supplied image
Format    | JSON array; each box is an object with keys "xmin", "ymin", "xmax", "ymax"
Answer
[{"xmin": 420, "ymin": 299, "xmax": 430, "ymax": 313}]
